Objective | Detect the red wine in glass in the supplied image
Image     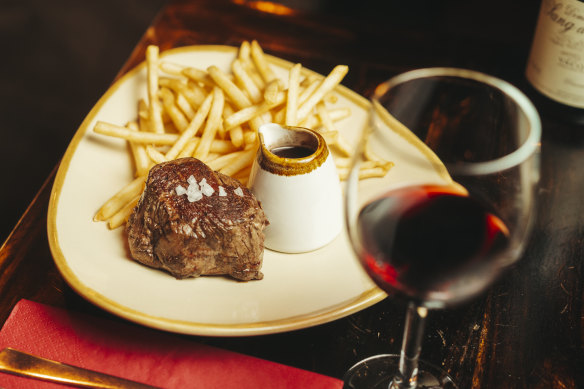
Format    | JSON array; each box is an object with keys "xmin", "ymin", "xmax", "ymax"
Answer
[
  {"xmin": 344, "ymin": 68, "xmax": 540, "ymax": 389},
  {"xmin": 356, "ymin": 185, "xmax": 509, "ymax": 307}
]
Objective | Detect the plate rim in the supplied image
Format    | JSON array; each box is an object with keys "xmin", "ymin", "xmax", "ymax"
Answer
[{"xmin": 47, "ymin": 44, "xmax": 445, "ymax": 336}]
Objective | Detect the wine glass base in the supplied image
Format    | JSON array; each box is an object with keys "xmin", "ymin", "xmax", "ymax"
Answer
[{"xmin": 343, "ymin": 354, "xmax": 458, "ymax": 389}]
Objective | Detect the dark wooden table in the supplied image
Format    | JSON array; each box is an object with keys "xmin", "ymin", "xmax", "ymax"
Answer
[{"xmin": 1, "ymin": 0, "xmax": 583, "ymax": 387}]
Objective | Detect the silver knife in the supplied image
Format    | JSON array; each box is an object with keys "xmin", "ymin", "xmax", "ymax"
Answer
[{"xmin": 0, "ymin": 348, "xmax": 161, "ymax": 388}]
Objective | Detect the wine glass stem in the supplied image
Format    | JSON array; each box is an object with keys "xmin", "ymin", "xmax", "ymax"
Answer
[{"xmin": 390, "ymin": 302, "xmax": 428, "ymax": 389}]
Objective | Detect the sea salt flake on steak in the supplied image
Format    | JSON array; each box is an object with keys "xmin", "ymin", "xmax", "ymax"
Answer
[{"xmin": 126, "ymin": 157, "xmax": 269, "ymax": 281}]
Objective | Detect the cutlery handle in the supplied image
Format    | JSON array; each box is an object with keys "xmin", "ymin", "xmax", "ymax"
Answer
[{"xmin": 0, "ymin": 348, "xmax": 161, "ymax": 389}]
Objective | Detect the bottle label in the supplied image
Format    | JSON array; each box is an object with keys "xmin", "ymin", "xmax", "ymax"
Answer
[{"xmin": 526, "ymin": 0, "xmax": 584, "ymax": 108}]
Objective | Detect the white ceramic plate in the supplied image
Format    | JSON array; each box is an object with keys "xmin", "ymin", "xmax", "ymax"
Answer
[{"xmin": 47, "ymin": 45, "xmax": 450, "ymax": 336}]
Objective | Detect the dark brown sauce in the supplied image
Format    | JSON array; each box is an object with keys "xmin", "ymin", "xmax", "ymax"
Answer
[{"xmin": 270, "ymin": 145, "xmax": 315, "ymax": 158}]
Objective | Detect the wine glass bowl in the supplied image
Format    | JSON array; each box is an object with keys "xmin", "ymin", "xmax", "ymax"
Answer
[{"xmin": 343, "ymin": 68, "xmax": 541, "ymax": 388}]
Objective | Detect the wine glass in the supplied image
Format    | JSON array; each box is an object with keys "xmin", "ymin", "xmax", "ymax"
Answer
[{"xmin": 343, "ymin": 68, "xmax": 541, "ymax": 388}]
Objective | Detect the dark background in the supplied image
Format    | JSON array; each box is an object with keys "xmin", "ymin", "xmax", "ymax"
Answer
[{"xmin": 0, "ymin": 0, "xmax": 167, "ymax": 243}]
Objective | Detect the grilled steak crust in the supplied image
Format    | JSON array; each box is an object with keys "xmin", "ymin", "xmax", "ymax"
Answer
[{"xmin": 126, "ymin": 157, "xmax": 268, "ymax": 281}]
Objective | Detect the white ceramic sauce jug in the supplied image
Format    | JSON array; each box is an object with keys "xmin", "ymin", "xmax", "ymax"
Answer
[{"xmin": 248, "ymin": 123, "xmax": 343, "ymax": 253}]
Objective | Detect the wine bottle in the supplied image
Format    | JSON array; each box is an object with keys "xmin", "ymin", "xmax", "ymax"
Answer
[{"xmin": 525, "ymin": 0, "xmax": 584, "ymax": 124}]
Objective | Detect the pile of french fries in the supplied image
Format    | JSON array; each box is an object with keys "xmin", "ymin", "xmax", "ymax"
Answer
[{"xmin": 92, "ymin": 41, "xmax": 393, "ymax": 229}]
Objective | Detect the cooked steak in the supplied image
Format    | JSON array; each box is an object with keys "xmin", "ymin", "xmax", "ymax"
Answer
[{"xmin": 126, "ymin": 157, "xmax": 268, "ymax": 281}]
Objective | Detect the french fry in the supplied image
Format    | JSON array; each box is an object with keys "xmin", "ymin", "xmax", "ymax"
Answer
[
  {"xmin": 94, "ymin": 121, "xmax": 179, "ymax": 144},
  {"xmin": 295, "ymin": 107, "xmax": 351, "ymax": 130},
  {"xmin": 297, "ymin": 77, "xmax": 321, "ymax": 102},
  {"xmin": 146, "ymin": 145, "xmax": 168, "ymax": 164},
  {"xmin": 138, "ymin": 99, "xmax": 149, "ymax": 131},
  {"xmin": 229, "ymin": 126, "xmax": 244, "ymax": 148},
  {"xmin": 223, "ymin": 103, "xmax": 244, "ymax": 147},
  {"xmin": 205, "ymin": 152, "xmax": 221, "ymax": 162},
  {"xmin": 182, "ymin": 67, "xmax": 215, "ymax": 89},
  {"xmin": 95, "ymin": 121, "xmax": 239, "ymax": 155},
  {"xmin": 260, "ymin": 81, "xmax": 281, "ymax": 125},
  {"xmin": 194, "ymin": 87, "xmax": 225, "ymax": 160},
  {"xmin": 238, "ymin": 41, "xmax": 265, "ymax": 90},
  {"xmin": 300, "ymin": 113, "xmax": 320, "ymax": 130},
  {"xmin": 250, "ymin": 40, "xmax": 277, "ymax": 83},
  {"xmin": 93, "ymin": 175, "xmax": 146, "ymax": 222},
  {"xmin": 316, "ymin": 101, "xmax": 351, "ymax": 157},
  {"xmin": 219, "ymin": 147, "xmax": 256, "ymax": 177},
  {"xmin": 285, "ymin": 63, "xmax": 302, "ymax": 126},
  {"xmin": 164, "ymin": 92, "xmax": 213, "ymax": 160},
  {"xmin": 224, "ymin": 92, "xmax": 285, "ymax": 130},
  {"xmin": 237, "ymin": 41, "xmax": 251, "ymax": 63},
  {"xmin": 243, "ymin": 130, "xmax": 257, "ymax": 146},
  {"xmin": 178, "ymin": 138, "xmax": 199, "ymax": 158},
  {"xmin": 159, "ymin": 77, "xmax": 207, "ymax": 110},
  {"xmin": 177, "ymin": 138, "xmax": 237, "ymax": 160},
  {"xmin": 176, "ymin": 138, "xmax": 236, "ymax": 157},
  {"xmin": 316, "ymin": 101, "xmax": 336, "ymax": 133},
  {"xmin": 296, "ymin": 65, "xmax": 349, "ymax": 122},
  {"xmin": 146, "ymin": 45, "xmax": 165, "ymax": 133},
  {"xmin": 175, "ymin": 91, "xmax": 196, "ymax": 120},
  {"xmin": 328, "ymin": 107, "xmax": 351, "ymax": 122},
  {"xmin": 232, "ymin": 59, "xmax": 262, "ymax": 104},
  {"xmin": 158, "ymin": 61, "xmax": 185, "ymax": 76},
  {"xmin": 358, "ymin": 167, "xmax": 393, "ymax": 180},
  {"xmin": 207, "ymin": 65, "xmax": 264, "ymax": 131},
  {"xmin": 208, "ymin": 138, "xmax": 238, "ymax": 154},
  {"xmin": 232, "ymin": 165, "xmax": 253, "ymax": 186},
  {"xmin": 107, "ymin": 195, "xmax": 140, "ymax": 229},
  {"xmin": 207, "ymin": 65, "xmax": 251, "ymax": 109},
  {"xmin": 183, "ymin": 135, "xmax": 238, "ymax": 156},
  {"xmin": 158, "ymin": 78, "xmax": 196, "ymax": 119},
  {"xmin": 273, "ymin": 76, "xmax": 319, "ymax": 124},
  {"xmin": 126, "ymin": 121, "xmax": 151, "ymax": 177},
  {"xmin": 207, "ymin": 149, "xmax": 249, "ymax": 171},
  {"xmin": 263, "ymin": 79, "xmax": 282, "ymax": 105},
  {"xmin": 159, "ymin": 87, "xmax": 189, "ymax": 132},
  {"xmin": 364, "ymin": 141, "xmax": 389, "ymax": 165},
  {"xmin": 233, "ymin": 165, "xmax": 252, "ymax": 180}
]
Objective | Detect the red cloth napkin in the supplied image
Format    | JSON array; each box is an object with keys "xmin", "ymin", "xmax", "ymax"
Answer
[{"xmin": 0, "ymin": 299, "xmax": 343, "ymax": 389}]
